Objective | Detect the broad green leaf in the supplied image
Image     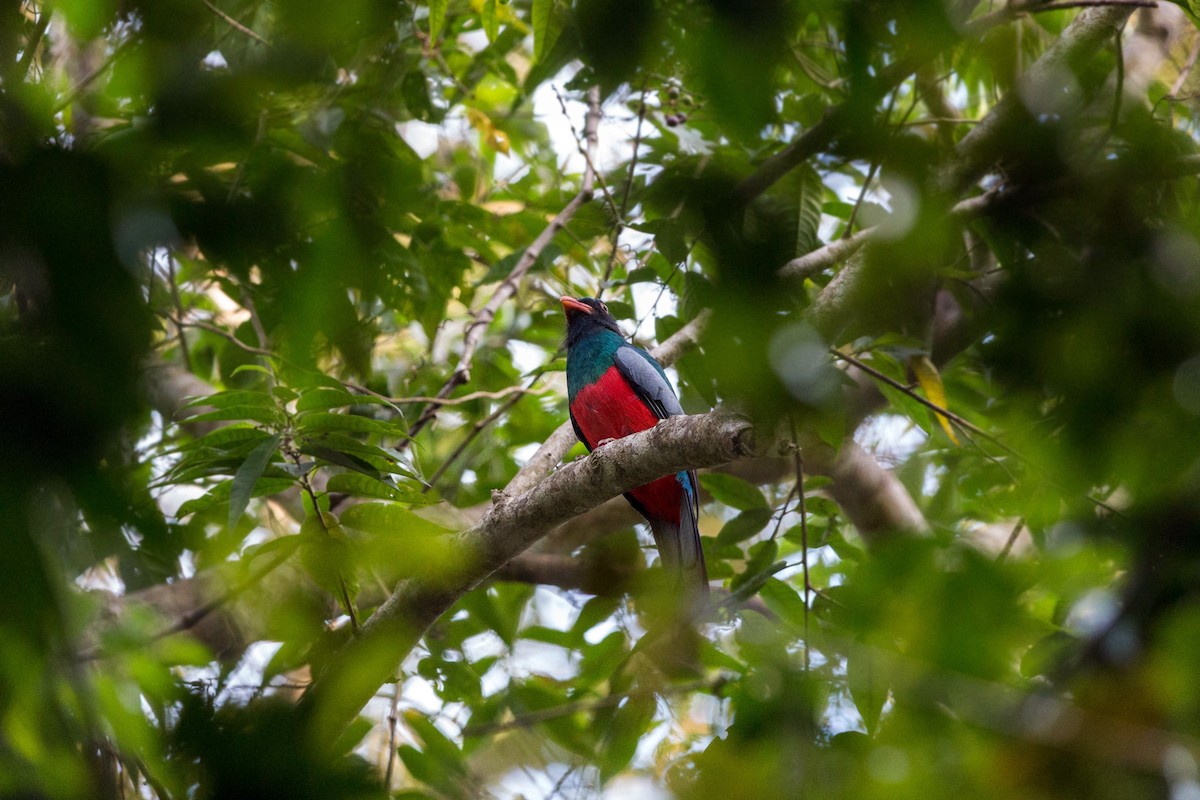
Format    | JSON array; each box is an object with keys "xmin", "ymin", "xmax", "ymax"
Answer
[
  {"xmin": 300, "ymin": 443, "xmax": 383, "ymax": 481},
  {"xmin": 795, "ymin": 162, "xmax": 823, "ymax": 258},
  {"xmin": 715, "ymin": 508, "xmax": 774, "ymax": 545},
  {"xmin": 428, "ymin": 0, "xmax": 448, "ymax": 41},
  {"xmin": 339, "ymin": 503, "xmax": 451, "ymax": 536},
  {"xmin": 295, "ymin": 388, "xmax": 358, "ymax": 412},
  {"xmin": 759, "ymin": 577, "xmax": 809, "ymax": 630},
  {"xmin": 569, "ymin": 595, "xmax": 621, "ymax": 641},
  {"xmin": 172, "ymin": 426, "xmax": 270, "ymax": 453},
  {"xmin": 600, "ymin": 694, "xmax": 655, "ymax": 781},
  {"xmin": 181, "ymin": 390, "xmax": 275, "ymax": 411},
  {"xmin": 532, "ymin": 0, "xmax": 565, "ymax": 62},
  {"xmin": 701, "ymin": 473, "xmax": 769, "ymax": 511},
  {"xmin": 405, "ymin": 711, "xmax": 467, "ymax": 774},
  {"xmin": 656, "ymin": 219, "xmax": 688, "ymax": 266},
  {"xmin": 520, "ymin": 625, "xmax": 575, "ymax": 647},
  {"xmin": 299, "ymin": 523, "xmax": 359, "ymax": 610},
  {"xmin": 482, "ymin": 0, "xmax": 499, "ymax": 41},
  {"xmin": 175, "ymin": 476, "xmax": 294, "ymax": 518},
  {"xmin": 181, "ymin": 406, "xmax": 282, "ymax": 426},
  {"xmin": 295, "ymin": 412, "xmax": 397, "ymax": 436},
  {"xmin": 847, "ymin": 647, "xmax": 889, "ymax": 736},
  {"xmin": 228, "ymin": 433, "xmax": 282, "ymax": 530},
  {"xmin": 730, "ymin": 539, "xmax": 780, "ymax": 593},
  {"xmin": 325, "ymin": 472, "xmax": 402, "ymax": 501}
]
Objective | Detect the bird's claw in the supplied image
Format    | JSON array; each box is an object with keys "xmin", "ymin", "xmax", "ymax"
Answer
[{"xmin": 595, "ymin": 437, "xmax": 617, "ymax": 447}]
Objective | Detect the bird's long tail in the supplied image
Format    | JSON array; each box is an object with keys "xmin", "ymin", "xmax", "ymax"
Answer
[{"xmin": 646, "ymin": 469, "xmax": 708, "ymax": 603}]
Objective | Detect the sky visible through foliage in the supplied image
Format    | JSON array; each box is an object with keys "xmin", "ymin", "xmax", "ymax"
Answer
[{"xmin": 6, "ymin": 1, "xmax": 1200, "ymax": 799}]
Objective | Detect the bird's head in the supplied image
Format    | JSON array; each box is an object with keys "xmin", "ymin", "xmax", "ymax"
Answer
[{"xmin": 560, "ymin": 296, "xmax": 624, "ymax": 345}]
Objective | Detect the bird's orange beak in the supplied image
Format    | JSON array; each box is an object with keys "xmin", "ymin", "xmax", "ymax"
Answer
[{"xmin": 560, "ymin": 296, "xmax": 592, "ymax": 315}]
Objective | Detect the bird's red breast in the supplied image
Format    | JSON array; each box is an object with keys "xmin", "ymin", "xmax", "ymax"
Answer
[{"xmin": 570, "ymin": 365, "xmax": 684, "ymax": 524}]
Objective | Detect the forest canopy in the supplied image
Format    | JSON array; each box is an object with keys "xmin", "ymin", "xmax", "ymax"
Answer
[{"xmin": 4, "ymin": 0, "xmax": 1200, "ymax": 798}]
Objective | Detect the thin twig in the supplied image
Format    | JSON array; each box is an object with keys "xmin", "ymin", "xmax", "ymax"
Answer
[
  {"xmin": 841, "ymin": 88, "xmax": 900, "ymax": 239},
  {"xmin": 400, "ymin": 86, "xmax": 603, "ymax": 447},
  {"xmin": 599, "ymin": 83, "xmax": 649, "ymax": 298},
  {"xmin": 166, "ymin": 256, "xmax": 193, "ymax": 373},
  {"xmin": 425, "ymin": 368, "xmax": 548, "ymax": 490},
  {"xmin": 965, "ymin": 0, "xmax": 1155, "ymax": 35},
  {"xmin": 383, "ymin": 677, "xmax": 402, "ymax": 787},
  {"xmin": 552, "ymin": 85, "xmax": 616, "ymax": 216},
  {"xmin": 387, "ymin": 385, "xmax": 549, "ymax": 406},
  {"xmin": 52, "ymin": 38, "xmax": 134, "ymax": 114},
  {"xmin": 830, "ymin": 349, "xmax": 993, "ymax": 440},
  {"xmin": 15, "ymin": 8, "xmax": 51, "ymax": 82},
  {"xmin": 1110, "ymin": 24, "xmax": 1125, "ymax": 133},
  {"xmin": 164, "ymin": 314, "xmax": 277, "ymax": 358},
  {"xmin": 778, "ymin": 185, "xmax": 1006, "ymax": 279},
  {"xmin": 997, "ymin": 517, "xmax": 1026, "ymax": 563},
  {"xmin": 833, "ymin": 349, "xmax": 1125, "ymax": 518},
  {"xmin": 1170, "ymin": 34, "xmax": 1200, "ymax": 97},
  {"xmin": 202, "ymin": 0, "xmax": 272, "ymax": 46},
  {"xmin": 794, "ymin": 431, "xmax": 811, "ymax": 673},
  {"xmin": 79, "ymin": 541, "xmax": 298, "ymax": 661}
]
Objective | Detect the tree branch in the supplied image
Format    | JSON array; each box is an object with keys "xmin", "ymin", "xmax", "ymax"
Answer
[
  {"xmin": 403, "ymin": 86, "xmax": 603, "ymax": 445},
  {"xmin": 938, "ymin": 5, "xmax": 1137, "ymax": 194},
  {"xmin": 299, "ymin": 411, "xmax": 763, "ymax": 738}
]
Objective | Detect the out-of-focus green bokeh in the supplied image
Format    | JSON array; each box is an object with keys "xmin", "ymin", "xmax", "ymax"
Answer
[{"xmin": 4, "ymin": 0, "xmax": 1200, "ymax": 797}]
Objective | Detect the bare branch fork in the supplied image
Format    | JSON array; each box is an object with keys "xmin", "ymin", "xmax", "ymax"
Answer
[{"xmin": 402, "ymin": 86, "xmax": 604, "ymax": 446}]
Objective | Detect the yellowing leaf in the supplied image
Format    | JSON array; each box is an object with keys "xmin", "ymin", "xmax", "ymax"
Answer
[
  {"xmin": 465, "ymin": 107, "xmax": 492, "ymax": 135},
  {"xmin": 909, "ymin": 354, "xmax": 959, "ymax": 444},
  {"xmin": 487, "ymin": 128, "xmax": 511, "ymax": 154},
  {"xmin": 466, "ymin": 108, "xmax": 510, "ymax": 153}
]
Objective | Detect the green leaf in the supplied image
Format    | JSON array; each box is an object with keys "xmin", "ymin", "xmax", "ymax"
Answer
[
  {"xmin": 795, "ymin": 162, "xmax": 823, "ymax": 258},
  {"xmin": 300, "ymin": 443, "xmax": 383, "ymax": 481},
  {"xmin": 228, "ymin": 433, "xmax": 282, "ymax": 530},
  {"xmin": 175, "ymin": 476, "xmax": 295, "ymax": 518},
  {"xmin": 428, "ymin": 0, "xmax": 449, "ymax": 42},
  {"xmin": 173, "ymin": 426, "xmax": 271, "ymax": 453},
  {"xmin": 325, "ymin": 472, "xmax": 402, "ymax": 501},
  {"xmin": 295, "ymin": 388, "xmax": 357, "ymax": 412},
  {"xmin": 182, "ymin": 406, "xmax": 282, "ymax": 425},
  {"xmin": 759, "ymin": 577, "xmax": 809, "ymax": 630},
  {"xmin": 482, "ymin": 0, "xmax": 499, "ymax": 41},
  {"xmin": 532, "ymin": 0, "xmax": 566, "ymax": 63},
  {"xmin": 847, "ymin": 647, "xmax": 889, "ymax": 736},
  {"xmin": 600, "ymin": 694, "xmax": 656, "ymax": 781},
  {"xmin": 295, "ymin": 412, "xmax": 397, "ymax": 436},
  {"xmin": 730, "ymin": 539, "xmax": 779, "ymax": 593},
  {"xmin": 230, "ymin": 363, "xmax": 275, "ymax": 378},
  {"xmin": 299, "ymin": 517, "xmax": 358, "ymax": 601},
  {"xmin": 716, "ymin": 508, "xmax": 774, "ymax": 545},
  {"xmin": 569, "ymin": 596, "xmax": 621, "ymax": 642},
  {"xmin": 701, "ymin": 473, "xmax": 769, "ymax": 511},
  {"xmin": 339, "ymin": 503, "xmax": 451, "ymax": 536},
  {"xmin": 181, "ymin": 390, "xmax": 276, "ymax": 411},
  {"xmin": 656, "ymin": 219, "xmax": 688, "ymax": 266}
]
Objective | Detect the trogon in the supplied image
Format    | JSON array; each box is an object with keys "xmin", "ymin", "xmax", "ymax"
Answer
[{"xmin": 561, "ymin": 296, "xmax": 708, "ymax": 595}]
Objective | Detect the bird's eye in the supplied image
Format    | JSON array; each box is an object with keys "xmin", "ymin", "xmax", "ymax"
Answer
[{"xmin": 600, "ymin": 303, "xmax": 609, "ymax": 314}]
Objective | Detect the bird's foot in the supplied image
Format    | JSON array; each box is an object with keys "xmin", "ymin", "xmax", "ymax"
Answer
[{"xmin": 595, "ymin": 437, "xmax": 617, "ymax": 447}]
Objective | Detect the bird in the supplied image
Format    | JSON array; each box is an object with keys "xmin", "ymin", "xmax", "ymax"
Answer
[{"xmin": 561, "ymin": 296, "xmax": 708, "ymax": 598}]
